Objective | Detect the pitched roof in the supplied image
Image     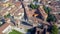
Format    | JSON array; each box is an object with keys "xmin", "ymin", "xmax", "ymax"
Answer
[
  {"xmin": 0, "ymin": 23, "xmax": 10, "ymax": 34},
  {"xmin": 38, "ymin": 6, "xmax": 48, "ymax": 19},
  {"xmin": 14, "ymin": 8, "xmax": 24, "ymax": 17},
  {"xmin": 25, "ymin": 8, "xmax": 35, "ymax": 18},
  {"xmin": 14, "ymin": 1, "xmax": 21, "ymax": 8}
]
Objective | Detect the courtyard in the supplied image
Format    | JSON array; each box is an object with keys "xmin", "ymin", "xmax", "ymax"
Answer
[{"xmin": 9, "ymin": 29, "xmax": 23, "ymax": 34}]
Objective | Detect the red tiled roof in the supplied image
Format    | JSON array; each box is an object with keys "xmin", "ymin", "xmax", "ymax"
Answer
[
  {"xmin": 26, "ymin": 9, "xmax": 35, "ymax": 18},
  {"xmin": 15, "ymin": 2, "xmax": 21, "ymax": 7},
  {"xmin": 0, "ymin": 23, "xmax": 10, "ymax": 34},
  {"xmin": 14, "ymin": 8, "xmax": 24, "ymax": 17}
]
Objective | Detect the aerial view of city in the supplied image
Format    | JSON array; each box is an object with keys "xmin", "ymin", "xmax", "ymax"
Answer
[{"xmin": 0, "ymin": 0, "xmax": 60, "ymax": 34}]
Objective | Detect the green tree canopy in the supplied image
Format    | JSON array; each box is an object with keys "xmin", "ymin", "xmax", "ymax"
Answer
[
  {"xmin": 51, "ymin": 24, "xmax": 58, "ymax": 34},
  {"xmin": 4, "ymin": 13, "xmax": 11, "ymax": 18},
  {"xmin": 30, "ymin": 3, "xmax": 39, "ymax": 9},
  {"xmin": 47, "ymin": 14, "xmax": 56, "ymax": 22},
  {"xmin": 43, "ymin": 6, "xmax": 51, "ymax": 14}
]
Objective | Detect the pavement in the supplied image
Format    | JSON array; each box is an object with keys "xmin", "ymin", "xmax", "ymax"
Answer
[{"xmin": 12, "ymin": 26, "xmax": 26, "ymax": 34}]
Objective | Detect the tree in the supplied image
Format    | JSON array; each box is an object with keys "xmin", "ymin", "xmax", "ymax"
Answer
[
  {"xmin": 43, "ymin": 6, "xmax": 56, "ymax": 22},
  {"xmin": 4, "ymin": 13, "xmax": 11, "ymax": 18},
  {"xmin": 29, "ymin": 3, "xmax": 39, "ymax": 9},
  {"xmin": 51, "ymin": 24, "xmax": 58, "ymax": 34},
  {"xmin": 46, "ymin": 14, "xmax": 56, "ymax": 22},
  {"xmin": 43, "ymin": 6, "xmax": 51, "ymax": 14}
]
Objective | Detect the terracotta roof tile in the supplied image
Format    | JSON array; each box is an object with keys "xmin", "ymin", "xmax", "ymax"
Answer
[
  {"xmin": 15, "ymin": 2, "xmax": 21, "ymax": 7},
  {"xmin": 14, "ymin": 8, "xmax": 24, "ymax": 17},
  {"xmin": 25, "ymin": 9, "xmax": 35, "ymax": 18},
  {"xmin": 0, "ymin": 23, "xmax": 10, "ymax": 34}
]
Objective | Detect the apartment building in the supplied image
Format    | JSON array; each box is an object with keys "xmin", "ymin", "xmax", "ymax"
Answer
[
  {"xmin": 0, "ymin": 23, "xmax": 11, "ymax": 34},
  {"xmin": 14, "ymin": 8, "xmax": 24, "ymax": 20}
]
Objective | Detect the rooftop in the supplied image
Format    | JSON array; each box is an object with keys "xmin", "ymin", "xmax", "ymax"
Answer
[
  {"xmin": 0, "ymin": 23, "xmax": 10, "ymax": 34},
  {"xmin": 38, "ymin": 5, "xmax": 48, "ymax": 20}
]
